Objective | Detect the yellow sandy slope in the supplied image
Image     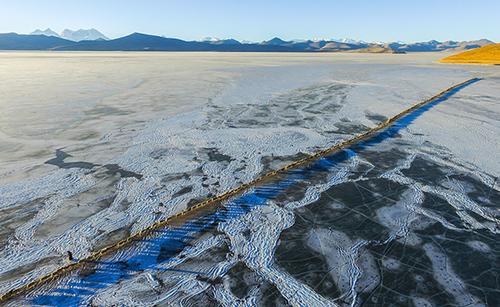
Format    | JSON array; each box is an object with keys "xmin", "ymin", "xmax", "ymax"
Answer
[{"xmin": 439, "ymin": 43, "xmax": 500, "ymax": 64}]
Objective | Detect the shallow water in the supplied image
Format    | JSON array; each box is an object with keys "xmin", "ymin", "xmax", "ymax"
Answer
[{"xmin": 0, "ymin": 52, "xmax": 499, "ymax": 306}]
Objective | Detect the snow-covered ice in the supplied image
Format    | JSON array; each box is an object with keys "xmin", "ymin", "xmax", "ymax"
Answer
[{"xmin": 0, "ymin": 52, "xmax": 498, "ymax": 306}]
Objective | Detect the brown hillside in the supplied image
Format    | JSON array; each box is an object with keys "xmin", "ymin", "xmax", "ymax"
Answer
[
  {"xmin": 439, "ymin": 43, "xmax": 500, "ymax": 64},
  {"xmin": 346, "ymin": 46, "xmax": 405, "ymax": 54}
]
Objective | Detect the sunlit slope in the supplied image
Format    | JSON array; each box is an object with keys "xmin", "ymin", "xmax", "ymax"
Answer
[{"xmin": 439, "ymin": 43, "xmax": 500, "ymax": 64}]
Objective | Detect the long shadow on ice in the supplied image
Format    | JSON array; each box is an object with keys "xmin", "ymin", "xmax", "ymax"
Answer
[{"xmin": 29, "ymin": 78, "xmax": 480, "ymax": 306}]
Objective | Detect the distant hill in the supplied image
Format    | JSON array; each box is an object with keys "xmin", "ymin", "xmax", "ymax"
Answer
[
  {"xmin": 439, "ymin": 43, "xmax": 500, "ymax": 64},
  {"xmin": 262, "ymin": 37, "xmax": 290, "ymax": 46},
  {"xmin": 60, "ymin": 29, "xmax": 108, "ymax": 42},
  {"xmin": 54, "ymin": 33, "xmax": 202, "ymax": 51},
  {"xmin": 448, "ymin": 39, "xmax": 495, "ymax": 51},
  {"xmin": 256, "ymin": 38, "xmax": 492, "ymax": 53},
  {"xmin": 52, "ymin": 33, "xmax": 298, "ymax": 52},
  {"xmin": 0, "ymin": 33, "xmax": 75, "ymax": 50},
  {"xmin": 385, "ymin": 39, "xmax": 494, "ymax": 52},
  {"xmin": 260, "ymin": 38, "xmax": 369, "ymax": 51},
  {"xmin": 320, "ymin": 41, "xmax": 365, "ymax": 51},
  {"xmin": 346, "ymin": 46, "xmax": 405, "ymax": 54}
]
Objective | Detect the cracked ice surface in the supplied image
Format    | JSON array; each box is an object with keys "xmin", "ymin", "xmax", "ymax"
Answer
[{"xmin": 0, "ymin": 52, "xmax": 499, "ymax": 306}]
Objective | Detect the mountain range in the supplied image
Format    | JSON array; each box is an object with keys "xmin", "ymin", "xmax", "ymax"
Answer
[
  {"xmin": 383, "ymin": 39, "xmax": 494, "ymax": 52},
  {"xmin": 29, "ymin": 28, "xmax": 108, "ymax": 41},
  {"xmin": 0, "ymin": 31, "xmax": 494, "ymax": 52}
]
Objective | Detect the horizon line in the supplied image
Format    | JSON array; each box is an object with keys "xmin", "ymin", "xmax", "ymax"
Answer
[{"xmin": 4, "ymin": 29, "xmax": 497, "ymax": 45}]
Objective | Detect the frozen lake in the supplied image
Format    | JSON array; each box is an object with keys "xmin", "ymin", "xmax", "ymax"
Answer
[{"xmin": 0, "ymin": 52, "xmax": 498, "ymax": 306}]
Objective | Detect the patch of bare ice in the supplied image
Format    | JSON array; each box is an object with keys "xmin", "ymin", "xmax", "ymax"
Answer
[
  {"xmin": 423, "ymin": 243, "xmax": 485, "ymax": 307},
  {"xmin": 220, "ymin": 205, "xmax": 337, "ymax": 306}
]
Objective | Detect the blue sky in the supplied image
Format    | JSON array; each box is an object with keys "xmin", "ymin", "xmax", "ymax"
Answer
[{"xmin": 1, "ymin": 0, "xmax": 498, "ymax": 42}]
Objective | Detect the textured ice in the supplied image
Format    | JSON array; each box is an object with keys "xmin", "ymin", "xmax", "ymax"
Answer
[
  {"xmin": 306, "ymin": 228, "xmax": 380, "ymax": 299},
  {"xmin": 0, "ymin": 52, "xmax": 499, "ymax": 306},
  {"xmin": 423, "ymin": 243, "xmax": 484, "ymax": 307}
]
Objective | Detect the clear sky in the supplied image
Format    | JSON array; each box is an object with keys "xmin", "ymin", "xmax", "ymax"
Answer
[{"xmin": 1, "ymin": 0, "xmax": 498, "ymax": 42}]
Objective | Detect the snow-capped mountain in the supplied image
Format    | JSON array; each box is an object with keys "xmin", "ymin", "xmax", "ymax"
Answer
[
  {"xmin": 201, "ymin": 37, "xmax": 221, "ymax": 42},
  {"xmin": 29, "ymin": 28, "xmax": 108, "ymax": 41},
  {"xmin": 60, "ymin": 29, "xmax": 108, "ymax": 42},
  {"xmin": 30, "ymin": 28, "xmax": 60, "ymax": 37},
  {"xmin": 331, "ymin": 38, "xmax": 367, "ymax": 44},
  {"xmin": 201, "ymin": 37, "xmax": 241, "ymax": 45}
]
